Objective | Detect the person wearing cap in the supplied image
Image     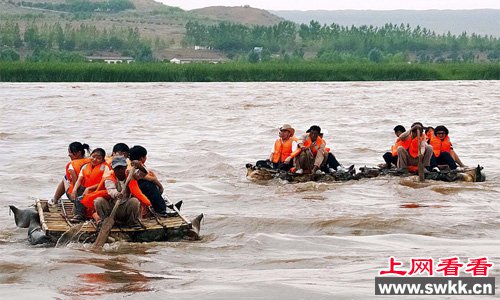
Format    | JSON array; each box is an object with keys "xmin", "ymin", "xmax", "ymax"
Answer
[
  {"xmin": 295, "ymin": 125, "xmax": 327, "ymax": 175},
  {"xmin": 396, "ymin": 122, "xmax": 437, "ymax": 171},
  {"xmin": 255, "ymin": 124, "xmax": 299, "ymax": 172},
  {"xmin": 382, "ymin": 125, "xmax": 406, "ymax": 169},
  {"xmin": 429, "ymin": 125, "xmax": 460, "ymax": 170},
  {"xmin": 93, "ymin": 156, "xmax": 149, "ymax": 228}
]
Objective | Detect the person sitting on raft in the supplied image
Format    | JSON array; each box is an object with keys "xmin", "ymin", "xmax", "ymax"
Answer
[
  {"xmin": 105, "ymin": 143, "xmax": 131, "ymax": 166},
  {"xmin": 429, "ymin": 125, "xmax": 464, "ymax": 170},
  {"xmin": 255, "ymin": 124, "xmax": 299, "ymax": 172},
  {"xmin": 129, "ymin": 145, "xmax": 178, "ymax": 217},
  {"xmin": 425, "ymin": 126, "xmax": 434, "ymax": 143},
  {"xmin": 51, "ymin": 142, "xmax": 90, "ymax": 205},
  {"xmin": 94, "ymin": 156, "xmax": 147, "ymax": 229},
  {"xmin": 70, "ymin": 148, "xmax": 109, "ymax": 222},
  {"xmin": 315, "ymin": 131, "xmax": 350, "ymax": 173},
  {"xmin": 295, "ymin": 125, "xmax": 327, "ymax": 175},
  {"xmin": 396, "ymin": 122, "xmax": 437, "ymax": 172},
  {"xmin": 382, "ymin": 125, "xmax": 406, "ymax": 169}
]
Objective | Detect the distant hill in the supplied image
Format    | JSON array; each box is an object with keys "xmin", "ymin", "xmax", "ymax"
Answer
[
  {"xmin": 0, "ymin": 0, "xmax": 284, "ymax": 60},
  {"xmin": 271, "ymin": 9, "xmax": 500, "ymax": 37},
  {"xmin": 191, "ymin": 6, "xmax": 284, "ymax": 26}
]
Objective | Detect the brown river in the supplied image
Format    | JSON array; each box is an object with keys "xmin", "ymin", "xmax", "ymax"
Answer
[{"xmin": 1, "ymin": 81, "xmax": 499, "ymax": 299}]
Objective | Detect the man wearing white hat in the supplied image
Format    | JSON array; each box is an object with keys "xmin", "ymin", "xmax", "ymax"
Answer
[{"xmin": 255, "ymin": 124, "xmax": 299, "ymax": 172}]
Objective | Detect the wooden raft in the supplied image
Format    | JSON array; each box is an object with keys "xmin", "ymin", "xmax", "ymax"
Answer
[{"xmin": 36, "ymin": 199, "xmax": 193, "ymax": 243}]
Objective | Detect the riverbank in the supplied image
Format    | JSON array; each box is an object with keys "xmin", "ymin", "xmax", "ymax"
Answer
[{"xmin": 0, "ymin": 62, "xmax": 499, "ymax": 82}]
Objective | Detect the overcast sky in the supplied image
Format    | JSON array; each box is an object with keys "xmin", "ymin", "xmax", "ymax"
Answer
[{"xmin": 158, "ymin": 0, "xmax": 500, "ymax": 11}]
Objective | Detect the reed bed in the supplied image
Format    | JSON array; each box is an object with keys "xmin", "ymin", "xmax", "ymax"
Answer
[{"xmin": 0, "ymin": 62, "xmax": 498, "ymax": 82}]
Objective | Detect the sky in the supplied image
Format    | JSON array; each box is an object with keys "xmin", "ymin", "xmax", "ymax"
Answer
[{"xmin": 158, "ymin": 0, "xmax": 500, "ymax": 11}]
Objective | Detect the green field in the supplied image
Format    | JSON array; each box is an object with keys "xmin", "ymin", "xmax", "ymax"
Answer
[{"xmin": 0, "ymin": 62, "xmax": 499, "ymax": 82}]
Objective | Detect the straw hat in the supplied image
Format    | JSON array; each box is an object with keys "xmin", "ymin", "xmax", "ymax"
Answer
[{"xmin": 280, "ymin": 124, "xmax": 295, "ymax": 136}]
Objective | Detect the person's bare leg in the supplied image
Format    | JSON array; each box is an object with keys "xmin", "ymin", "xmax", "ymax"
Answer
[{"xmin": 52, "ymin": 180, "xmax": 65, "ymax": 204}]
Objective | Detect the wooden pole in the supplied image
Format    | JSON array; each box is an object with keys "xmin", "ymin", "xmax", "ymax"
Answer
[
  {"xmin": 93, "ymin": 167, "xmax": 136, "ymax": 249},
  {"xmin": 417, "ymin": 128, "xmax": 425, "ymax": 182}
]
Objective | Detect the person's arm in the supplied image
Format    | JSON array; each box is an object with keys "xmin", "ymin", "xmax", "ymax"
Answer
[
  {"xmin": 104, "ymin": 179, "xmax": 120, "ymax": 199},
  {"xmin": 398, "ymin": 129, "xmax": 412, "ymax": 141},
  {"xmin": 128, "ymin": 180, "xmax": 152, "ymax": 206},
  {"xmin": 297, "ymin": 134, "xmax": 308, "ymax": 149},
  {"xmin": 318, "ymin": 140, "xmax": 326, "ymax": 150},
  {"xmin": 69, "ymin": 169, "xmax": 78, "ymax": 186},
  {"xmin": 82, "ymin": 183, "xmax": 99, "ymax": 197},
  {"xmin": 144, "ymin": 170, "xmax": 164, "ymax": 194}
]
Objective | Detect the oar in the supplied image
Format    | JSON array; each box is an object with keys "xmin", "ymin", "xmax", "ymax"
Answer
[
  {"xmin": 93, "ymin": 167, "xmax": 136, "ymax": 249},
  {"xmin": 163, "ymin": 194, "xmax": 190, "ymax": 225},
  {"xmin": 417, "ymin": 128, "xmax": 425, "ymax": 182},
  {"xmin": 163, "ymin": 193, "xmax": 202, "ymax": 239}
]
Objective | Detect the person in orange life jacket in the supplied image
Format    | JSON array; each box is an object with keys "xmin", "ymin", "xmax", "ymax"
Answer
[
  {"xmin": 79, "ymin": 143, "xmax": 134, "ymax": 221},
  {"xmin": 425, "ymin": 126, "xmax": 434, "ymax": 143},
  {"xmin": 429, "ymin": 125, "xmax": 458, "ymax": 170},
  {"xmin": 431, "ymin": 126, "xmax": 465, "ymax": 168},
  {"xmin": 70, "ymin": 148, "xmax": 109, "ymax": 222},
  {"xmin": 103, "ymin": 143, "xmax": 131, "ymax": 179},
  {"xmin": 382, "ymin": 125, "xmax": 406, "ymax": 169},
  {"xmin": 129, "ymin": 145, "xmax": 172, "ymax": 216},
  {"xmin": 255, "ymin": 124, "xmax": 299, "ymax": 172},
  {"xmin": 105, "ymin": 143, "xmax": 130, "ymax": 165},
  {"xmin": 396, "ymin": 122, "xmax": 437, "ymax": 171},
  {"xmin": 50, "ymin": 141, "xmax": 90, "ymax": 205},
  {"xmin": 295, "ymin": 125, "xmax": 327, "ymax": 175},
  {"xmin": 93, "ymin": 156, "xmax": 143, "ymax": 228}
]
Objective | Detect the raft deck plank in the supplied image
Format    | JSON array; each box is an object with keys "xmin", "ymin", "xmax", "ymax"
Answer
[{"xmin": 38, "ymin": 199, "xmax": 191, "ymax": 238}]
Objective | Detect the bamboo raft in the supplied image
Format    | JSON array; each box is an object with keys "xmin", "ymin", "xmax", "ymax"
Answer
[
  {"xmin": 246, "ymin": 163, "xmax": 486, "ymax": 183},
  {"xmin": 33, "ymin": 199, "xmax": 195, "ymax": 244}
]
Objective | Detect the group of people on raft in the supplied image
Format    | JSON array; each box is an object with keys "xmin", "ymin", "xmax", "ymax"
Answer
[
  {"xmin": 255, "ymin": 124, "xmax": 351, "ymax": 175},
  {"xmin": 52, "ymin": 122, "xmax": 463, "ymax": 227},
  {"xmin": 51, "ymin": 142, "xmax": 180, "ymax": 229},
  {"xmin": 382, "ymin": 122, "xmax": 465, "ymax": 172},
  {"xmin": 255, "ymin": 122, "xmax": 465, "ymax": 175}
]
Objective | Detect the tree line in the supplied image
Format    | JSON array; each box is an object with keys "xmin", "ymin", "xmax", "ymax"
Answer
[
  {"xmin": 184, "ymin": 20, "xmax": 500, "ymax": 63},
  {"xmin": 0, "ymin": 21, "xmax": 153, "ymax": 62},
  {"xmin": 184, "ymin": 21, "xmax": 297, "ymax": 57},
  {"xmin": 20, "ymin": 0, "xmax": 134, "ymax": 13}
]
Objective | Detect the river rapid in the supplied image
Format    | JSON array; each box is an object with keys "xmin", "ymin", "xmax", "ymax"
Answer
[{"xmin": 0, "ymin": 81, "xmax": 499, "ymax": 299}]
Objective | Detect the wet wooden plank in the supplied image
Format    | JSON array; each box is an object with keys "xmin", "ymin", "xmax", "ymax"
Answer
[{"xmin": 40, "ymin": 198, "xmax": 190, "ymax": 238}]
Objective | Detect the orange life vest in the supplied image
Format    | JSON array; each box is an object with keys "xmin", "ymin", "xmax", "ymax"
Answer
[
  {"xmin": 426, "ymin": 131, "xmax": 434, "ymax": 142},
  {"xmin": 64, "ymin": 162, "xmax": 71, "ymax": 180},
  {"xmin": 81, "ymin": 170, "xmax": 151, "ymax": 212},
  {"xmin": 106, "ymin": 171, "xmax": 151, "ymax": 207},
  {"xmin": 271, "ymin": 136, "xmax": 299, "ymax": 163},
  {"xmin": 66, "ymin": 158, "xmax": 91, "ymax": 193},
  {"xmin": 408, "ymin": 134, "xmax": 425, "ymax": 159},
  {"xmin": 303, "ymin": 136, "xmax": 325, "ymax": 156},
  {"xmin": 80, "ymin": 189, "xmax": 109, "ymax": 217},
  {"xmin": 391, "ymin": 139, "xmax": 410, "ymax": 157},
  {"xmin": 81, "ymin": 162, "xmax": 107, "ymax": 188},
  {"xmin": 430, "ymin": 136, "xmax": 452, "ymax": 157}
]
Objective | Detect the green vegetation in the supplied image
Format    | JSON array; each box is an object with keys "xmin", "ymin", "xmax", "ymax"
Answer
[
  {"xmin": 0, "ymin": 21, "xmax": 153, "ymax": 61},
  {"xmin": 185, "ymin": 21, "xmax": 500, "ymax": 63},
  {"xmin": 1, "ymin": 1, "xmax": 499, "ymax": 83},
  {"xmin": 185, "ymin": 20, "xmax": 297, "ymax": 54},
  {"xmin": 20, "ymin": 0, "xmax": 135, "ymax": 14},
  {"xmin": 0, "ymin": 62, "xmax": 498, "ymax": 82}
]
